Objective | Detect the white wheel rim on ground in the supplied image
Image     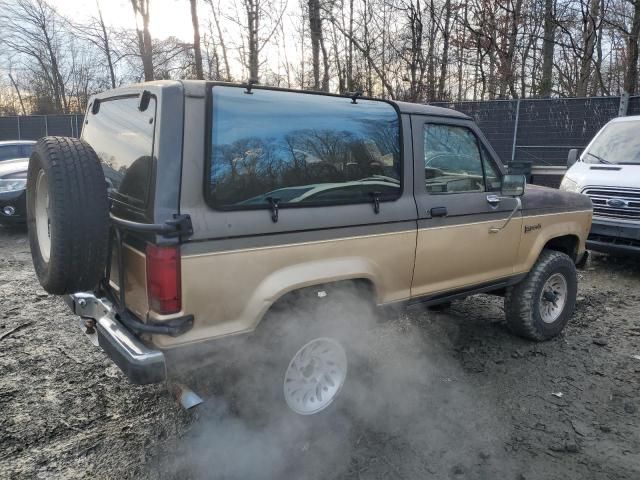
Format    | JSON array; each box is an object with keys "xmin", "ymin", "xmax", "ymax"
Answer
[
  {"xmin": 283, "ymin": 337, "xmax": 348, "ymax": 415},
  {"xmin": 539, "ymin": 273, "xmax": 568, "ymax": 324},
  {"xmin": 35, "ymin": 169, "xmax": 51, "ymax": 262}
]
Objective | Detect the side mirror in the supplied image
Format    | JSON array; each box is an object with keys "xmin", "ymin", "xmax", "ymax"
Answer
[
  {"xmin": 501, "ymin": 174, "xmax": 526, "ymax": 197},
  {"xmin": 567, "ymin": 149, "xmax": 579, "ymax": 167}
]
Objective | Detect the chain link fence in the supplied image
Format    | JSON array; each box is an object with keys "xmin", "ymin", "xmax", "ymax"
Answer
[
  {"xmin": 0, "ymin": 114, "xmax": 84, "ymax": 141},
  {"xmin": 433, "ymin": 95, "xmax": 640, "ymax": 186},
  {"xmin": 2, "ymin": 95, "xmax": 638, "ymax": 186}
]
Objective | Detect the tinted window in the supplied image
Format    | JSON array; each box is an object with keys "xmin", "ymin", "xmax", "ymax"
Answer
[
  {"xmin": 208, "ymin": 86, "xmax": 401, "ymax": 208},
  {"xmin": 424, "ymin": 124, "xmax": 498, "ymax": 194},
  {"xmin": 82, "ymin": 96, "xmax": 156, "ymax": 208},
  {"xmin": 0, "ymin": 145, "xmax": 22, "ymax": 161}
]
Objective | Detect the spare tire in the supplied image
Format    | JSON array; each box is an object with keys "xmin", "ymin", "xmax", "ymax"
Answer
[{"xmin": 27, "ymin": 137, "xmax": 109, "ymax": 295}]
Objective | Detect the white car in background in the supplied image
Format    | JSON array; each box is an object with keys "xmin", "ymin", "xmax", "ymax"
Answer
[{"xmin": 560, "ymin": 115, "xmax": 640, "ymax": 256}]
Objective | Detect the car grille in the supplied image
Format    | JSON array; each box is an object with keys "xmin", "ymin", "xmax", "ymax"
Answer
[{"xmin": 582, "ymin": 186, "xmax": 640, "ymax": 220}]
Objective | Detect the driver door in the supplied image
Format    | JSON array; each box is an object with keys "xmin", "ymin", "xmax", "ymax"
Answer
[{"xmin": 411, "ymin": 116, "xmax": 522, "ymax": 298}]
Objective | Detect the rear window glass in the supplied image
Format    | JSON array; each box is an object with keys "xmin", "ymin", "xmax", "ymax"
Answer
[
  {"xmin": 82, "ymin": 95, "xmax": 156, "ymax": 208},
  {"xmin": 0, "ymin": 144, "xmax": 32, "ymax": 161},
  {"xmin": 207, "ymin": 86, "xmax": 401, "ymax": 209}
]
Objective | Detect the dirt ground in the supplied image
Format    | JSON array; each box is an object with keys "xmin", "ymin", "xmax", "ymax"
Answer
[{"xmin": 1, "ymin": 224, "xmax": 639, "ymax": 480}]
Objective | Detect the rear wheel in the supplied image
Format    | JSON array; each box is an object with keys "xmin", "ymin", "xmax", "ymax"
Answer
[
  {"xmin": 27, "ymin": 137, "xmax": 109, "ymax": 295},
  {"xmin": 227, "ymin": 282, "xmax": 375, "ymax": 422},
  {"xmin": 504, "ymin": 249, "xmax": 577, "ymax": 341}
]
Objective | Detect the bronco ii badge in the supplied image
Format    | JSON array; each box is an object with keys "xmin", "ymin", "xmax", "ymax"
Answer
[{"xmin": 524, "ymin": 223, "xmax": 542, "ymax": 233}]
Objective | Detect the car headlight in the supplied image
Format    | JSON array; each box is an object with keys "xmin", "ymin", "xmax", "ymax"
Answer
[
  {"xmin": 559, "ymin": 176, "xmax": 580, "ymax": 193},
  {"xmin": 0, "ymin": 178, "xmax": 27, "ymax": 193}
]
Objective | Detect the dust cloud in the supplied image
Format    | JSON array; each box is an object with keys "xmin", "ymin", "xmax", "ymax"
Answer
[{"xmin": 153, "ymin": 285, "xmax": 518, "ymax": 479}]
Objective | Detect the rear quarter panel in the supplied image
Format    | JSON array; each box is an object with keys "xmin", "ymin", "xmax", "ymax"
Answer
[{"xmin": 159, "ymin": 84, "xmax": 418, "ymax": 348}]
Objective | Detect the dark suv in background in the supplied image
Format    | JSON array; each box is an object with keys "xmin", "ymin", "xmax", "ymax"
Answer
[{"xmin": 0, "ymin": 140, "xmax": 35, "ymax": 224}]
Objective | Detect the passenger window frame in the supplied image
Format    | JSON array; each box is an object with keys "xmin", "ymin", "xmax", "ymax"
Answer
[
  {"xmin": 203, "ymin": 83, "xmax": 404, "ymax": 212},
  {"xmin": 422, "ymin": 122, "xmax": 500, "ymax": 195}
]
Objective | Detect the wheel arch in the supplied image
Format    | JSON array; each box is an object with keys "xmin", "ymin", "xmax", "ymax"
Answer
[
  {"xmin": 268, "ymin": 277, "xmax": 378, "ymax": 313},
  {"xmin": 542, "ymin": 234, "xmax": 580, "ymax": 262}
]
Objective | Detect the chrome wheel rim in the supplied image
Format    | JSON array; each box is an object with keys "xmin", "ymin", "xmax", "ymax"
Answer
[
  {"xmin": 539, "ymin": 273, "xmax": 568, "ymax": 324},
  {"xmin": 35, "ymin": 169, "xmax": 51, "ymax": 262},
  {"xmin": 283, "ymin": 337, "xmax": 347, "ymax": 415}
]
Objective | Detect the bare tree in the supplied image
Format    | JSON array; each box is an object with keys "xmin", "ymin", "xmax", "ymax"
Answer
[
  {"xmin": 624, "ymin": 0, "xmax": 640, "ymax": 94},
  {"xmin": 190, "ymin": 0, "xmax": 204, "ymax": 79},
  {"xmin": 238, "ymin": 0, "xmax": 286, "ymax": 83},
  {"xmin": 70, "ymin": 0, "xmax": 118, "ymax": 89},
  {"xmin": 130, "ymin": 0, "xmax": 153, "ymax": 81},
  {"xmin": 308, "ymin": 0, "xmax": 330, "ymax": 91},
  {"xmin": 8, "ymin": 71, "xmax": 27, "ymax": 115},
  {"xmin": 539, "ymin": 0, "xmax": 556, "ymax": 96},
  {"xmin": 0, "ymin": 0, "xmax": 69, "ymax": 112},
  {"xmin": 207, "ymin": 0, "xmax": 232, "ymax": 80}
]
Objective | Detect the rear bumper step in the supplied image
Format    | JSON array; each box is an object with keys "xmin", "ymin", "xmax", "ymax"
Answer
[{"xmin": 65, "ymin": 292, "xmax": 166, "ymax": 384}]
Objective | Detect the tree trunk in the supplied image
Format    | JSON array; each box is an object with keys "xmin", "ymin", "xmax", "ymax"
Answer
[
  {"xmin": 97, "ymin": 4, "xmax": 117, "ymax": 88},
  {"xmin": 8, "ymin": 73, "xmax": 26, "ymax": 116},
  {"xmin": 208, "ymin": 0, "xmax": 232, "ymax": 81},
  {"xmin": 245, "ymin": 0, "xmax": 260, "ymax": 82},
  {"xmin": 624, "ymin": 0, "xmax": 640, "ymax": 95},
  {"xmin": 190, "ymin": 0, "xmax": 204, "ymax": 79},
  {"xmin": 308, "ymin": 0, "xmax": 321, "ymax": 90},
  {"xmin": 488, "ymin": 49, "xmax": 497, "ymax": 99},
  {"xmin": 426, "ymin": 0, "xmax": 436, "ymax": 101},
  {"xmin": 131, "ymin": 0, "xmax": 154, "ymax": 81},
  {"xmin": 347, "ymin": 0, "xmax": 354, "ymax": 91},
  {"xmin": 320, "ymin": 37, "xmax": 330, "ymax": 92},
  {"xmin": 437, "ymin": 0, "xmax": 452, "ymax": 100},
  {"xmin": 539, "ymin": 0, "xmax": 555, "ymax": 96},
  {"xmin": 42, "ymin": 28, "xmax": 66, "ymax": 112},
  {"xmin": 504, "ymin": 0, "xmax": 524, "ymax": 98},
  {"xmin": 331, "ymin": 22, "xmax": 345, "ymax": 93},
  {"xmin": 577, "ymin": 0, "xmax": 600, "ymax": 97}
]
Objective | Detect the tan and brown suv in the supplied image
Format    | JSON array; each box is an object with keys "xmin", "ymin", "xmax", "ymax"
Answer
[{"xmin": 25, "ymin": 81, "xmax": 592, "ymax": 415}]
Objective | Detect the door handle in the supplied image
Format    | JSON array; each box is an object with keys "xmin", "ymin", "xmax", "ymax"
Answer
[
  {"xmin": 430, "ymin": 206, "xmax": 447, "ymax": 217},
  {"xmin": 489, "ymin": 197, "xmax": 522, "ymax": 233},
  {"xmin": 486, "ymin": 194, "xmax": 500, "ymax": 206}
]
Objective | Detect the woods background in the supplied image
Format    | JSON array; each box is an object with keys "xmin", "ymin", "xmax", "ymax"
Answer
[{"xmin": 0, "ymin": 0, "xmax": 639, "ymax": 115}]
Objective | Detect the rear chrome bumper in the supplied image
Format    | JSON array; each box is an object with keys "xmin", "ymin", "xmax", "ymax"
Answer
[{"xmin": 65, "ymin": 292, "xmax": 166, "ymax": 384}]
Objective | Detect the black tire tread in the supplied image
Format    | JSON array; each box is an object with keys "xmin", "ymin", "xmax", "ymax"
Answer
[
  {"xmin": 27, "ymin": 136, "xmax": 109, "ymax": 294},
  {"xmin": 504, "ymin": 249, "xmax": 577, "ymax": 341}
]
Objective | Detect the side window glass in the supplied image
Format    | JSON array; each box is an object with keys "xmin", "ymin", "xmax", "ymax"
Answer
[
  {"xmin": 208, "ymin": 86, "xmax": 401, "ymax": 208},
  {"xmin": 423, "ymin": 124, "xmax": 485, "ymax": 194},
  {"xmin": 480, "ymin": 144, "xmax": 501, "ymax": 192}
]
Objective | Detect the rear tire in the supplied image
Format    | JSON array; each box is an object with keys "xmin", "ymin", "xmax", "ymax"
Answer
[
  {"xmin": 27, "ymin": 137, "xmax": 109, "ymax": 295},
  {"xmin": 504, "ymin": 249, "xmax": 577, "ymax": 341},
  {"xmin": 228, "ymin": 282, "xmax": 375, "ymax": 423}
]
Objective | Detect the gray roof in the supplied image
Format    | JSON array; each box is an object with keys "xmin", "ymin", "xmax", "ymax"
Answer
[
  {"xmin": 390, "ymin": 100, "xmax": 470, "ymax": 119},
  {"xmin": 102, "ymin": 80, "xmax": 470, "ymax": 120}
]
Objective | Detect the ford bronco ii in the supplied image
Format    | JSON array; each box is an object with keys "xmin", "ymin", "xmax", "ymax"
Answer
[{"xmin": 26, "ymin": 81, "xmax": 592, "ymax": 415}]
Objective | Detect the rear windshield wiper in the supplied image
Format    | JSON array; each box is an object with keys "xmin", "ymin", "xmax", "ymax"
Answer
[{"xmin": 585, "ymin": 152, "xmax": 612, "ymax": 164}]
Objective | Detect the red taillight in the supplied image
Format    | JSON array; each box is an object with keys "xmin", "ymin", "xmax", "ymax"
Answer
[{"xmin": 146, "ymin": 244, "xmax": 181, "ymax": 315}]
